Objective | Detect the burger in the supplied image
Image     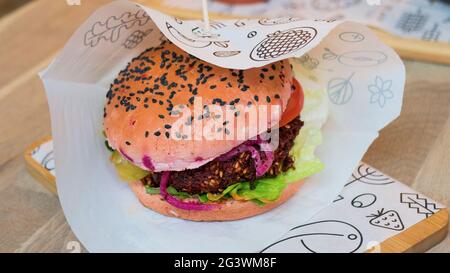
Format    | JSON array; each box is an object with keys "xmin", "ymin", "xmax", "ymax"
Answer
[{"xmin": 103, "ymin": 40, "xmax": 326, "ymax": 221}]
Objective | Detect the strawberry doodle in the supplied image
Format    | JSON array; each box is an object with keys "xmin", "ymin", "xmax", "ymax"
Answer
[{"xmin": 368, "ymin": 209, "xmax": 404, "ymax": 231}]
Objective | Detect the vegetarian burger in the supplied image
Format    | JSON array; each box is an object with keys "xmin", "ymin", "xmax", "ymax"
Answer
[{"xmin": 103, "ymin": 40, "xmax": 323, "ymax": 221}]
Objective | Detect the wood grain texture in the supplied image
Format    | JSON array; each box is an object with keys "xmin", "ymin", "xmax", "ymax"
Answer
[{"xmin": 0, "ymin": 0, "xmax": 449, "ymax": 252}]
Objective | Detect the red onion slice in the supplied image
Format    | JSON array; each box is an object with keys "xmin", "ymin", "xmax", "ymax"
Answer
[
  {"xmin": 217, "ymin": 139, "xmax": 274, "ymax": 177},
  {"xmin": 159, "ymin": 172, "xmax": 217, "ymax": 211},
  {"xmin": 256, "ymin": 141, "xmax": 274, "ymax": 177}
]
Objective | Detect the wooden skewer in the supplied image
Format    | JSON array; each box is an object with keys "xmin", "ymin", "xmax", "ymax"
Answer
[{"xmin": 201, "ymin": 0, "xmax": 211, "ymax": 32}]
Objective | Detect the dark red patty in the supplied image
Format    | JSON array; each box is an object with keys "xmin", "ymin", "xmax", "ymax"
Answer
[{"xmin": 141, "ymin": 117, "xmax": 303, "ymax": 194}]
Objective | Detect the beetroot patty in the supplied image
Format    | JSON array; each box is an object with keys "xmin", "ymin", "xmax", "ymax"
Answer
[{"xmin": 141, "ymin": 117, "xmax": 303, "ymax": 194}]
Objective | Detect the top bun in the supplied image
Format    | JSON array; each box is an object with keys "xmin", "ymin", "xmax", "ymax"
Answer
[{"xmin": 103, "ymin": 41, "xmax": 294, "ymax": 171}]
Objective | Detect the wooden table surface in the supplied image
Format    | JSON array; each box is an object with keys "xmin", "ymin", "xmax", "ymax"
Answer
[{"xmin": 0, "ymin": 0, "xmax": 449, "ymax": 253}]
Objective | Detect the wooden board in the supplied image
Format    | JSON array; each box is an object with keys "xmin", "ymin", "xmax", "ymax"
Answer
[
  {"xmin": 24, "ymin": 137, "xmax": 448, "ymax": 253},
  {"xmin": 143, "ymin": 0, "xmax": 450, "ymax": 65}
]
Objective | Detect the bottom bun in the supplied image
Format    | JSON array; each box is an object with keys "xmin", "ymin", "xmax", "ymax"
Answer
[{"xmin": 129, "ymin": 180, "xmax": 305, "ymax": 221}]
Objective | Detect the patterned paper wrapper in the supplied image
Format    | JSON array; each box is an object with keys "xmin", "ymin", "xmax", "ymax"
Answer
[{"xmin": 40, "ymin": 0, "xmax": 405, "ymax": 252}]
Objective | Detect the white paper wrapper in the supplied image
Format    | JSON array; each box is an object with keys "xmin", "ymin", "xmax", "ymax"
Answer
[{"xmin": 40, "ymin": 0, "xmax": 405, "ymax": 252}]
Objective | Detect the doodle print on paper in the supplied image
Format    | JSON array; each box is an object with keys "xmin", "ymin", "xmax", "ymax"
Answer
[
  {"xmin": 250, "ymin": 27, "xmax": 317, "ymax": 61},
  {"xmin": 192, "ymin": 27, "xmax": 221, "ymax": 39},
  {"xmin": 234, "ymin": 20, "xmax": 247, "ymax": 27},
  {"xmin": 247, "ymin": 31, "xmax": 257, "ymax": 39},
  {"xmin": 258, "ymin": 17, "xmax": 302, "ymax": 26},
  {"xmin": 123, "ymin": 28, "xmax": 153, "ymax": 49},
  {"xmin": 322, "ymin": 47, "xmax": 338, "ymax": 60},
  {"xmin": 351, "ymin": 193, "xmax": 377, "ymax": 208},
  {"xmin": 208, "ymin": 21, "xmax": 226, "ymax": 30},
  {"xmin": 166, "ymin": 22, "xmax": 212, "ymax": 48},
  {"xmin": 327, "ymin": 72, "xmax": 354, "ymax": 105},
  {"xmin": 345, "ymin": 164, "xmax": 395, "ymax": 187},
  {"xmin": 84, "ymin": 9, "xmax": 151, "ymax": 47},
  {"xmin": 400, "ymin": 193, "xmax": 441, "ymax": 218},
  {"xmin": 311, "ymin": 0, "xmax": 362, "ymax": 11},
  {"xmin": 339, "ymin": 31, "xmax": 365, "ymax": 43},
  {"xmin": 338, "ymin": 51, "xmax": 387, "ymax": 67},
  {"xmin": 174, "ymin": 17, "xmax": 183, "ymax": 24},
  {"xmin": 368, "ymin": 209, "xmax": 404, "ymax": 231},
  {"xmin": 261, "ymin": 220, "xmax": 363, "ymax": 253},
  {"xmin": 422, "ymin": 23, "xmax": 441, "ymax": 42},
  {"xmin": 333, "ymin": 195, "xmax": 344, "ymax": 203},
  {"xmin": 396, "ymin": 8, "xmax": 429, "ymax": 33},
  {"xmin": 31, "ymin": 146, "xmax": 40, "ymax": 156},
  {"xmin": 296, "ymin": 54, "xmax": 319, "ymax": 70},
  {"xmin": 368, "ymin": 76, "xmax": 394, "ymax": 108},
  {"xmin": 41, "ymin": 151, "xmax": 55, "ymax": 172},
  {"xmin": 213, "ymin": 51, "xmax": 241, "ymax": 57}
]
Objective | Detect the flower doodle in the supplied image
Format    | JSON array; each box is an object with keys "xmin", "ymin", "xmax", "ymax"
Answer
[{"xmin": 368, "ymin": 76, "xmax": 393, "ymax": 108}]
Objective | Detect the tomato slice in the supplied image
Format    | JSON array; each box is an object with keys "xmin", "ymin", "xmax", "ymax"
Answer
[{"xmin": 279, "ymin": 78, "xmax": 304, "ymax": 127}]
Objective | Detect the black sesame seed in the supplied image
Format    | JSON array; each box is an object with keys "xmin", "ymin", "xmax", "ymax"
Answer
[
  {"xmin": 125, "ymin": 141, "xmax": 131, "ymax": 146},
  {"xmin": 154, "ymin": 131, "xmax": 161, "ymax": 136},
  {"xmin": 210, "ymin": 85, "xmax": 217, "ymax": 89},
  {"xmin": 145, "ymin": 131, "xmax": 149, "ymax": 138},
  {"xmin": 165, "ymin": 132, "xmax": 170, "ymax": 139},
  {"xmin": 254, "ymin": 95, "xmax": 259, "ymax": 102},
  {"xmin": 266, "ymin": 96, "xmax": 271, "ymax": 103},
  {"xmin": 274, "ymin": 94, "xmax": 280, "ymax": 99},
  {"xmin": 159, "ymin": 114, "xmax": 165, "ymax": 119},
  {"xmin": 164, "ymin": 124, "xmax": 172, "ymax": 129}
]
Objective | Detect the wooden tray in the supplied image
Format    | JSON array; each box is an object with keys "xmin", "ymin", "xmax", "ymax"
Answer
[
  {"xmin": 143, "ymin": 0, "xmax": 450, "ymax": 65},
  {"xmin": 24, "ymin": 136, "xmax": 448, "ymax": 253}
]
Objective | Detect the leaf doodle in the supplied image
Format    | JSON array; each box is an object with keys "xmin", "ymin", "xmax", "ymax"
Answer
[
  {"xmin": 400, "ymin": 193, "xmax": 441, "ymax": 218},
  {"xmin": 327, "ymin": 72, "xmax": 354, "ymax": 105},
  {"xmin": 84, "ymin": 9, "xmax": 151, "ymax": 47}
]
